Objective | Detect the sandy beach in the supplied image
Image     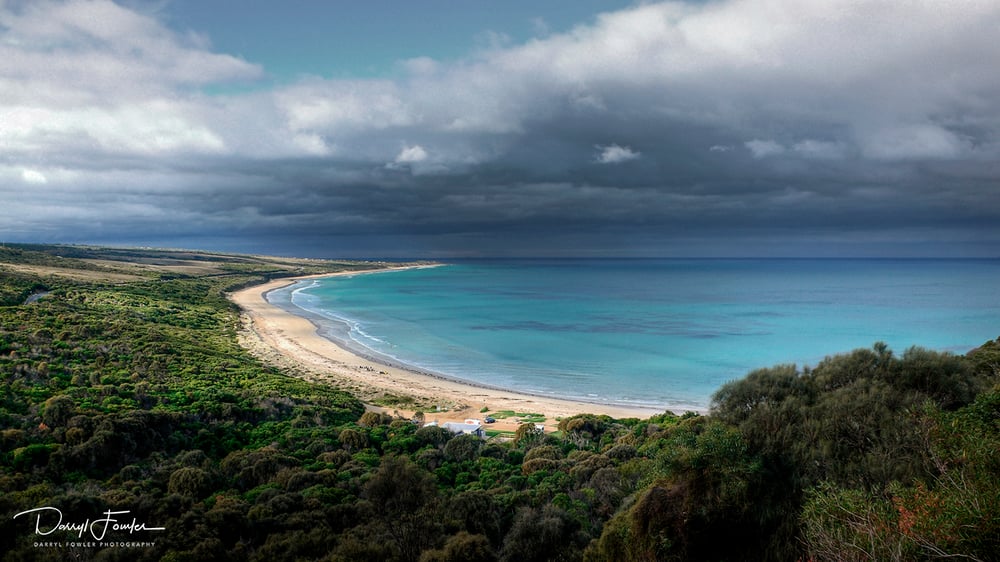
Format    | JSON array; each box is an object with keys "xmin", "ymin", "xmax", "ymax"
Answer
[{"xmin": 230, "ymin": 267, "xmax": 666, "ymax": 431}]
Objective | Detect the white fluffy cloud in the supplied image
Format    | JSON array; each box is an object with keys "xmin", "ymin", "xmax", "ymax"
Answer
[
  {"xmin": 395, "ymin": 145, "xmax": 429, "ymax": 164},
  {"xmin": 0, "ymin": 0, "xmax": 260, "ymax": 103},
  {"xmin": 0, "ymin": 0, "xmax": 264, "ymax": 166},
  {"xmin": 21, "ymin": 169, "xmax": 47, "ymax": 184},
  {"xmin": 595, "ymin": 144, "xmax": 641, "ymax": 164}
]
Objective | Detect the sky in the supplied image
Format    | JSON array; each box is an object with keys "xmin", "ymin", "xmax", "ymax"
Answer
[{"xmin": 2, "ymin": 0, "xmax": 999, "ymax": 258}]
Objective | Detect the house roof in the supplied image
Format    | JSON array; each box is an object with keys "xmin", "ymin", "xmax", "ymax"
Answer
[{"xmin": 442, "ymin": 422, "xmax": 484, "ymax": 433}]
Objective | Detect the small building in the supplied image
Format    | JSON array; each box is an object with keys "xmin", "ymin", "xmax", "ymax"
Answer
[{"xmin": 442, "ymin": 421, "xmax": 485, "ymax": 439}]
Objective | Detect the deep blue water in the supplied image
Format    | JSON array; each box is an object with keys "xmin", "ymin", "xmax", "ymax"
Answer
[{"xmin": 267, "ymin": 259, "xmax": 1000, "ymax": 410}]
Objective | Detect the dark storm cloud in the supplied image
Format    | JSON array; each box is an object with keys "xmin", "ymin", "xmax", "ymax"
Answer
[{"xmin": 3, "ymin": 0, "xmax": 1000, "ymax": 256}]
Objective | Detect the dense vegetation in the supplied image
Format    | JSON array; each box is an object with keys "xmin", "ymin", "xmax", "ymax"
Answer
[{"xmin": 1, "ymin": 245, "xmax": 998, "ymax": 561}]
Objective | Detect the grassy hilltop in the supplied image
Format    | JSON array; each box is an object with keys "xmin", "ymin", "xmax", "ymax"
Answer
[{"xmin": 1, "ymin": 244, "xmax": 998, "ymax": 561}]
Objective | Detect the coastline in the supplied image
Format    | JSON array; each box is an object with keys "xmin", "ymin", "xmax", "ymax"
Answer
[{"xmin": 229, "ymin": 266, "xmax": 668, "ymax": 429}]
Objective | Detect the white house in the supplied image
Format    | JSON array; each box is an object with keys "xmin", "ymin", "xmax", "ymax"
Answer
[{"xmin": 442, "ymin": 421, "xmax": 485, "ymax": 439}]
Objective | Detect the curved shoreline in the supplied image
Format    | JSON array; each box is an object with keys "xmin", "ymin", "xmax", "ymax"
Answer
[
  {"xmin": 230, "ymin": 267, "xmax": 673, "ymax": 425},
  {"xmin": 267, "ymin": 273, "xmax": 684, "ymax": 412}
]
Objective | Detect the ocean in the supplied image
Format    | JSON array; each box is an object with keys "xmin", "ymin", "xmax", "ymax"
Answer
[{"xmin": 266, "ymin": 259, "xmax": 1000, "ymax": 411}]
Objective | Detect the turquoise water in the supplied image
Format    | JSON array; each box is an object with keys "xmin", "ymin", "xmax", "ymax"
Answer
[{"xmin": 267, "ymin": 259, "xmax": 1000, "ymax": 410}]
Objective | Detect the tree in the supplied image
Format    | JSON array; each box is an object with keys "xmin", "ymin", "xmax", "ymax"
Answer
[
  {"xmin": 444, "ymin": 433, "xmax": 482, "ymax": 462},
  {"xmin": 41, "ymin": 395, "xmax": 75, "ymax": 428},
  {"xmin": 513, "ymin": 423, "xmax": 544, "ymax": 448},
  {"xmin": 500, "ymin": 505, "xmax": 583, "ymax": 562},
  {"xmin": 339, "ymin": 428, "xmax": 369, "ymax": 452},
  {"xmin": 420, "ymin": 532, "xmax": 496, "ymax": 562},
  {"xmin": 363, "ymin": 456, "xmax": 441, "ymax": 562},
  {"xmin": 448, "ymin": 490, "xmax": 503, "ymax": 543},
  {"xmin": 558, "ymin": 414, "xmax": 610, "ymax": 449},
  {"xmin": 168, "ymin": 467, "xmax": 212, "ymax": 499},
  {"xmin": 359, "ymin": 411, "xmax": 392, "ymax": 428}
]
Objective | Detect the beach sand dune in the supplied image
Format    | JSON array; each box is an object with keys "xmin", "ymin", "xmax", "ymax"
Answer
[{"xmin": 230, "ymin": 268, "xmax": 664, "ymax": 431}]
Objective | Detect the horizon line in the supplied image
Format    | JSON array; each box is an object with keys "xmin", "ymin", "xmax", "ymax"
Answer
[{"xmin": 3, "ymin": 242, "xmax": 997, "ymax": 262}]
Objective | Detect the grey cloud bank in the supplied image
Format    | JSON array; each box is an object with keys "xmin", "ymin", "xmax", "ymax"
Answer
[{"xmin": 2, "ymin": 0, "xmax": 999, "ymax": 257}]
